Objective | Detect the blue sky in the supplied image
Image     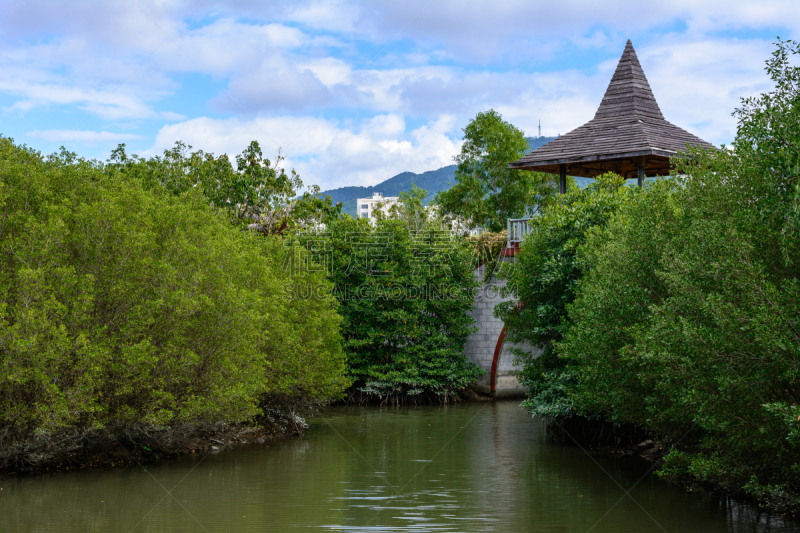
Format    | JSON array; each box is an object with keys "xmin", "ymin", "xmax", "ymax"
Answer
[{"xmin": 1, "ymin": 1, "xmax": 798, "ymax": 190}]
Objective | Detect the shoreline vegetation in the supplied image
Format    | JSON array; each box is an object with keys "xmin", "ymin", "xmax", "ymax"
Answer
[
  {"xmin": 0, "ymin": 132, "xmax": 492, "ymax": 473},
  {"xmin": 1, "ymin": 38, "xmax": 798, "ymax": 520},
  {"xmin": 498, "ymin": 40, "xmax": 800, "ymax": 515},
  {"xmin": 0, "ymin": 406, "xmax": 308, "ymax": 475},
  {"xmin": 0, "ymin": 138, "xmax": 350, "ymax": 473},
  {"xmin": 1, "ymin": 391, "xmax": 491, "ymax": 476}
]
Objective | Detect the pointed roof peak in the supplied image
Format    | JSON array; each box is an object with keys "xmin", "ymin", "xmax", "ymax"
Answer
[
  {"xmin": 623, "ymin": 39, "xmax": 637, "ymax": 57},
  {"xmin": 594, "ymin": 40, "xmax": 664, "ymax": 120},
  {"xmin": 508, "ymin": 40, "xmax": 714, "ymax": 178}
]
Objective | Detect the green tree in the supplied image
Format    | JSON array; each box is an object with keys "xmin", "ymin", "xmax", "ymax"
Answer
[
  {"xmin": 107, "ymin": 140, "xmax": 342, "ymax": 235},
  {"xmin": 0, "ymin": 138, "xmax": 348, "ymax": 468},
  {"xmin": 293, "ymin": 214, "xmax": 482, "ymax": 403},
  {"xmin": 387, "ymin": 183, "xmax": 431, "ymax": 232},
  {"xmin": 435, "ymin": 110, "xmax": 557, "ymax": 232},
  {"xmin": 494, "ymin": 174, "xmax": 632, "ymax": 418},
  {"xmin": 555, "ymin": 39, "xmax": 800, "ymax": 512}
]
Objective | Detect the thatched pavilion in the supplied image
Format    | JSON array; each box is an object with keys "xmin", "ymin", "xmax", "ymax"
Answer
[{"xmin": 510, "ymin": 40, "xmax": 714, "ymax": 192}]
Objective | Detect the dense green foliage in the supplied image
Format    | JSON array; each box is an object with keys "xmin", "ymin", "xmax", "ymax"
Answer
[
  {"xmin": 504, "ymin": 40, "xmax": 800, "ymax": 512},
  {"xmin": 435, "ymin": 110, "xmax": 557, "ymax": 232},
  {"xmin": 293, "ymin": 198, "xmax": 482, "ymax": 402},
  {"xmin": 495, "ymin": 175, "xmax": 633, "ymax": 418},
  {"xmin": 561, "ymin": 40, "xmax": 800, "ymax": 511},
  {"xmin": 107, "ymin": 140, "xmax": 341, "ymax": 235},
  {"xmin": 0, "ymin": 138, "xmax": 348, "ymax": 465}
]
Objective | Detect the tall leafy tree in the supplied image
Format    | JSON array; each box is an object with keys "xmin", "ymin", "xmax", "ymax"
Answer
[
  {"xmin": 293, "ymin": 213, "xmax": 482, "ymax": 403},
  {"xmin": 0, "ymin": 138, "xmax": 349, "ymax": 468},
  {"xmin": 494, "ymin": 174, "xmax": 632, "ymax": 418},
  {"xmin": 107, "ymin": 140, "xmax": 341, "ymax": 235},
  {"xmin": 387, "ymin": 183, "xmax": 431, "ymax": 233},
  {"xmin": 435, "ymin": 110, "xmax": 556, "ymax": 232},
  {"xmin": 519, "ymin": 39, "xmax": 800, "ymax": 513}
]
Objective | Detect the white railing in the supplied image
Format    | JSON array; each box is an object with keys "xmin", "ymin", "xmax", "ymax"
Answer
[{"xmin": 507, "ymin": 217, "xmax": 533, "ymax": 248}]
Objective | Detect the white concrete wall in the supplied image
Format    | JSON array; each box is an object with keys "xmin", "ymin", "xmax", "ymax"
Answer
[
  {"xmin": 356, "ymin": 193, "xmax": 399, "ymax": 223},
  {"xmin": 463, "ymin": 263, "xmax": 539, "ymax": 397}
]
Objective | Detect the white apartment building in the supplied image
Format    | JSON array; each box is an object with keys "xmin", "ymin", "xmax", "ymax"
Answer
[{"xmin": 357, "ymin": 192, "xmax": 399, "ymax": 223}]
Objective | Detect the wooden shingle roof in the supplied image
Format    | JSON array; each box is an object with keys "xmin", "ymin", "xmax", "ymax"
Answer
[{"xmin": 509, "ymin": 40, "xmax": 714, "ymax": 178}]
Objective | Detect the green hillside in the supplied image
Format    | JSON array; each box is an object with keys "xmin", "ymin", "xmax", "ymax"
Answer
[
  {"xmin": 322, "ymin": 165, "xmax": 457, "ymax": 217},
  {"xmin": 525, "ymin": 135, "xmax": 556, "ymax": 152},
  {"xmin": 321, "ymin": 136, "xmax": 558, "ymax": 217}
]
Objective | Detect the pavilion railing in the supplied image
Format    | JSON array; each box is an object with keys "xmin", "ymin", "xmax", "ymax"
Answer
[{"xmin": 507, "ymin": 217, "xmax": 533, "ymax": 248}]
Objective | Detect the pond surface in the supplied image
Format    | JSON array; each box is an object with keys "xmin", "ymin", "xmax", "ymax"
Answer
[{"xmin": 1, "ymin": 401, "xmax": 796, "ymax": 532}]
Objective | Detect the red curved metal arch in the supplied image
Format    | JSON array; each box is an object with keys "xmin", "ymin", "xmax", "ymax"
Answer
[
  {"xmin": 490, "ymin": 299, "xmax": 525, "ymax": 393},
  {"xmin": 480, "ymin": 245, "xmax": 523, "ymax": 393},
  {"xmin": 490, "ymin": 326, "xmax": 507, "ymax": 393}
]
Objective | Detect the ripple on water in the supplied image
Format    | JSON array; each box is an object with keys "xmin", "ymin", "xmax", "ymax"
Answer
[{"xmin": 0, "ymin": 402, "xmax": 797, "ymax": 532}]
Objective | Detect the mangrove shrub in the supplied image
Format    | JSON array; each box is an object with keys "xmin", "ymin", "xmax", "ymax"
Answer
[
  {"xmin": 495, "ymin": 174, "xmax": 633, "ymax": 418},
  {"xmin": 559, "ymin": 40, "xmax": 800, "ymax": 512},
  {"xmin": 292, "ymin": 206, "xmax": 482, "ymax": 401},
  {"xmin": 0, "ymin": 139, "xmax": 348, "ymax": 466}
]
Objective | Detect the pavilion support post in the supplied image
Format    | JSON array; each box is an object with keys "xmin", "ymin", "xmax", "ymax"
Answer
[
  {"xmin": 559, "ymin": 164, "xmax": 566, "ymax": 194},
  {"xmin": 637, "ymin": 156, "xmax": 645, "ymax": 188}
]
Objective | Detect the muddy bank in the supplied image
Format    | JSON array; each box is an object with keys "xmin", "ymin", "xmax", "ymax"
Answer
[
  {"xmin": 340, "ymin": 387, "xmax": 492, "ymax": 406},
  {"xmin": 3, "ymin": 393, "xmax": 494, "ymax": 475},
  {"xmin": 0, "ymin": 409, "xmax": 310, "ymax": 476}
]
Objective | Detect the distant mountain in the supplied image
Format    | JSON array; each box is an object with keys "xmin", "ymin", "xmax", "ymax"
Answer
[
  {"xmin": 320, "ymin": 136, "xmax": 558, "ymax": 217},
  {"xmin": 526, "ymin": 135, "xmax": 555, "ymax": 152},
  {"xmin": 321, "ymin": 165, "xmax": 458, "ymax": 217}
]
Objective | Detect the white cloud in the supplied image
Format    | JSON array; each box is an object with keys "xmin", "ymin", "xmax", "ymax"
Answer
[
  {"xmin": 212, "ymin": 55, "xmax": 333, "ymax": 113},
  {"xmin": 2, "ymin": 0, "xmax": 798, "ymax": 178},
  {"xmin": 1, "ymin": 78, "xmax": 185, "ymax": 122},
  {"xmin": 148, "ymin": 114, "xmax": 461, "ymax": 190},
  {"xmin": 296, "ymin": 0, "xmax": 800, "ymax": 63},
  {"xmin": 0, "ymin": 6, "xmax": 320, "ymax": 119},
  {"xmin": 638, "ymin": 36, "xmax": 775, "ymax": 145},
  {"xmin": 284, "ymin": 0, "xmax": 361, "ymax": 34},
  {"xmin": 30, "ymin": 130, "xmax": 145, "ymax": 144},
  {"xmin": 361, "ymin": 114, "xmax": 406, "ymax": 139},
  {"xmin": 297, "ymin": 57, "xmax": 353, "ymax": 86}
]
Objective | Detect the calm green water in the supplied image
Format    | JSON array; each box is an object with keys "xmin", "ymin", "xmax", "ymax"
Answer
[{"xmin": 0, "ymin": 401, "xmax": 796, "ymax": 532}]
